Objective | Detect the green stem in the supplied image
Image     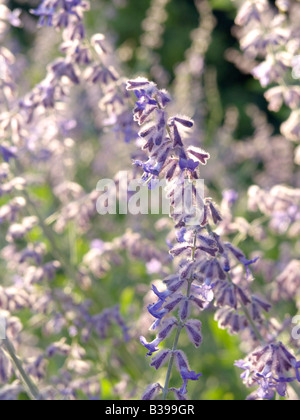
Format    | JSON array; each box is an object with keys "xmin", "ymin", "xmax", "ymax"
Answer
[
  {"xmin": 162, "ymin": 230, "xmax": 198, "ymax": 400},
  {"xmin": 162, "ymin": 324, "xmax": 183, "ymax": 400},
  {"xmin": 2, "ymin": 338, "xmax": 40, "ymax": 400}
]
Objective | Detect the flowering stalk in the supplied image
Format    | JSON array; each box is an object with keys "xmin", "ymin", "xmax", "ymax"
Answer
[
  {"xmin": 162, "ymin": 230, "xmax": 198, "ymax": 400},
  {"xmin": 126, "ymin": 77, "xmax": 300, "ymax": 401},
  {"xmin": 125, "ymin": 77, "xmax": 217, "ymax": 400}
]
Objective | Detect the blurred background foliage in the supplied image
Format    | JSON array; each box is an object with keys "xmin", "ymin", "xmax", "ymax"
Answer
[{"xmin": 2, "ymin": 0, "xmax": 297, "ymax": 400}]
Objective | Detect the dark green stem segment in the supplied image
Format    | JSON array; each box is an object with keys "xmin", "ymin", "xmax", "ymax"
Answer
[
  {"xmin": 2, "ymin": 338, "xmax": 41, "ymax": 400},
  {"xmin": 162, "ymin": 325, "xmax": 183, "ymax": 400}
]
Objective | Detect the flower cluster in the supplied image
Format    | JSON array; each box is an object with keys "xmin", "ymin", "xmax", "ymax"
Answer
[
  {"xmin": 248, "ymin": 184, "xmax": 300, "ymax": 236},
  {"xmin": 0, "ymin": 0, "xmax": 132, "ymax": 400},
  {"xmin": 274, "ymin": 260, "xmax": 300, "ymax": 302},
  {"xmin": 173, "ymin": 0, "xmax": 216, "ymax": 119},
  {"xmin": 236, "ymin": 342, "xmax": 300, "ymax": 400},
  {"xmin": 125, "ymin": 78, "xmax": 211, "ymax": 399},
  {"xmin": 234, "ymin": 0, "xmax": 300, "ymax": 145}
]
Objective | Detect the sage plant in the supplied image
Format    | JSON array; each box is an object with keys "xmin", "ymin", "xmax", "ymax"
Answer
[
  {"xmin": 126, "ymin": 78, "xmax": 300, "ymax": 400},
  {"xmin": 0, "ymin": 0, "xmax": 300, "ymax": 402}
]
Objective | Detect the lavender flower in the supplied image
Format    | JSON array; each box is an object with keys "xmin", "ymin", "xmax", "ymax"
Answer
[
  {"xmin": 234, "ymin": 0, "xmax": 300, "ymax": 146},
  {"xmin": 235, "ymin": 343, "xmax": 300, "ymax": 400},
  {"xmin": 0, "ymin": 145, "xmax": 16, "ymax": 163},
  {"xmin": 126, "ymin": 78, "xmax": 216, "ymax": 399},
  {"xmin": 125, "ymin": 75, "xmax": 300, "ymax": 401},
  {"xmin": 142, "ymin": 383, "xmax": 163, "ymax": 400}
]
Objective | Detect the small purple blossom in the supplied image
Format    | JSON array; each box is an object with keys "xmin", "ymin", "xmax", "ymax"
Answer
[
  {"xmin": 142, "ymin": 383, "xmax": 163, "ymax": 401},
  {"xmin": 140, "ymin": 337, "xmax": 161, "ymax": 357},
  {"xmin": 225, "ymin": 243, "xmax": 259, "ymax": 276},
  {"xmin": 0, "ymin": 146, "xmax": 16, "ymax": 163},
  {"xmin": 179, "ymin": 158, "xmax": 199, "ymax": 172}
]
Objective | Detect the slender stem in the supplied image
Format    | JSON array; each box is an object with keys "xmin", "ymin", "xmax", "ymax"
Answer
[
  {"xmin": 2, "ymin": 338, "xmax": 40, "ymax": 400},
  {"xmin": 205, "ymin": 223, "xmax": 213, "ymax": 235},
  {"xmin": 162, "ymin": 325, "xmax": 183, "ymax": 400},
  {"xmin": 191, "ymin": 229, "xmax": 198, "ymax": 261},
  {"xmin": 162, "ymin": 230, "xmax": 198, "ymax": 400}
]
